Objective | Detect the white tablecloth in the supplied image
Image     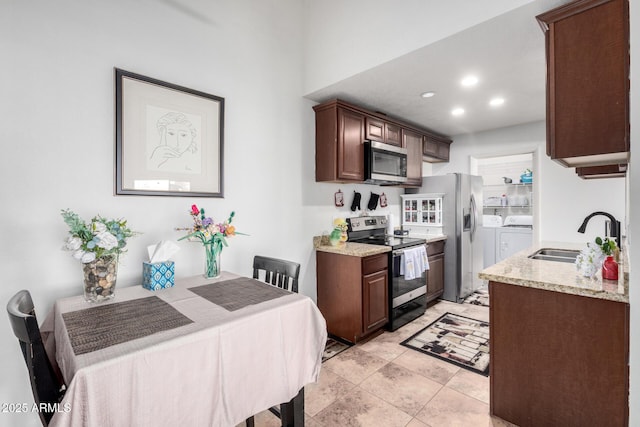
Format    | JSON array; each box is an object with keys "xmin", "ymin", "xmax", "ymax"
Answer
[{"xmin": 41, "ymin": 272, "xmax": 327, "ymax": 427}]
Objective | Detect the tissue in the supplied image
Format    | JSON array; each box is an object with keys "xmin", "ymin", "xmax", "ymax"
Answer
[
  {"xmin": 142, "ymin": 241, "xmax": 180, "ymax": 291},
  {"xmin": 147, "ymin": 240, "xmax": 180, "ymax": 263}
]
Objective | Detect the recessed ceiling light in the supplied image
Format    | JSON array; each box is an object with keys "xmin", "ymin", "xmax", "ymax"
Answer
[
  {"xmin": 421, "ymin": 91, "xmax": 436, "ymax": 98},
  {"xmin": 451, "ymin": 108, "xmax": 465, "ymax": 116},
  {"xmin": 489, "ymin": 97, "xmax": 505, "ymax": 106},
  {"xmin": 461, "ymin": 75, "xmax": 479, "ymax": 87}
]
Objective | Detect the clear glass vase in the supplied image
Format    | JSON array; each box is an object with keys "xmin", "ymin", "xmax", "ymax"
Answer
[
  {"xmin": 82, "ymin": 255, "xmax": 118, "ymax": 303},
  {"xmin": 204, "ymin": 244, "xmax": 221, "ymax": 279}
]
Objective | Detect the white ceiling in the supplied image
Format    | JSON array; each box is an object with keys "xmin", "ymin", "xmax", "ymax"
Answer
[{"xmin": 305, "ymin": 0, "xmax": 571, "ymax": 137}]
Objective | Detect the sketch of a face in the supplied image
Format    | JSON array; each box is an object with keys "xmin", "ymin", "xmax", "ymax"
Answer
[
  {"xmin": 166, "ymin": 123, "xmax": 192, "ymax": 153},
  {"xmin": 157, "ymin": 112, "xmax": 197, "ymax": 154}
]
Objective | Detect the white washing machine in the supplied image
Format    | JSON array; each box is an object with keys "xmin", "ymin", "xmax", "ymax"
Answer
[
  {"xmin": 482, "ymin": 215, "xmax": 533, "ymax": 266},
  {"xmin": 495, "ymin": 226, "xmax": 533, "ymax": 262}
]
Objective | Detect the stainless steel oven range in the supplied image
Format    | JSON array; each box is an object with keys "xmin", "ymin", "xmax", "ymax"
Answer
[{"xmin": 347, "ymin": 216, "xmax": 427, "ymax": 331}]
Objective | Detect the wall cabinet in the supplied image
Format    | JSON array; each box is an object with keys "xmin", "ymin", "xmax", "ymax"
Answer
[
  {"xmin": 314, "ymin": 102, "xmax": 365, "ymax": 182},
  {"xmin": 316, "ymin": 251, "xmax": 389, "ymax": 343},
  {"xmin": 423, "ymin": 134, "xmax": 452, "ymax": 163},
  {"xmin": 426, "ymin": 241, "xmax": 445, "ymax": 303},
  {"xmin": 402, "ymin": 129, "xmax": 424, "ymax": 187},
  {"xmin": 536, "ymin": 0, "xmax": 629, "ymax": 168},
  {"xmin": 365, "ymin": 117, "xmax": 402, "ymax": 146},
  {"xmin": 313, "ymin": 99, "xmax": 452, "ymax": 186},
  {"xmin": 576, "ymin": 163, "xmax": 627, "ymax": 179}
]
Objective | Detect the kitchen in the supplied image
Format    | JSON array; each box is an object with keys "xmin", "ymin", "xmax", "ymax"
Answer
[
  {"xmin": 1, "ymin": 1, "xmax": 637, "ymax": 426},
  {"xmin": 308, "ymin": 0, "xmax": 631, "ymax": 424}
]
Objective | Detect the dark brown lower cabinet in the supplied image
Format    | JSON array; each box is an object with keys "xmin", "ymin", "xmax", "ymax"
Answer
[
  {"xmin": 426, "ymin": 240, "xmax": 445, "ymax": 303},
  {"xmin": 317, "ymin": 251, "xmax": 389, "ymax": 343},
  {"xmin": 490, "ymin": 281, "xmax": 629, "ymax": 427}
]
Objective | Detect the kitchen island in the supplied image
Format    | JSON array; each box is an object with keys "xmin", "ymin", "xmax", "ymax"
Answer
[{"xmin": 479, "ymin": 242, "xmax": 629, "ymax": 427}]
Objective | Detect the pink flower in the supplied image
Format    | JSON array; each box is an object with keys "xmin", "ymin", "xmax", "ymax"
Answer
[{"xmin": 191, "ymin": 205, "xmax": 200, "ymax": 215}]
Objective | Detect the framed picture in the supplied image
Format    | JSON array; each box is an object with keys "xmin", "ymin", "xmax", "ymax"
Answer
[{"xmin": 115, "ymin": 68, "xmax": 224, "ymax": 197}]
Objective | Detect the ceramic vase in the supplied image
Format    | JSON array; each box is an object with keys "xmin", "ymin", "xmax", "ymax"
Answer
[{"xmin": 82, "ymin": 255, "xmax": 118, "ymax": 302}]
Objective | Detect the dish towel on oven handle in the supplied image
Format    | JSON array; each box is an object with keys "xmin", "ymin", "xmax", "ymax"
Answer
[{"xmin": 400, "ymin": 245, "xmax": 429, "ymax": 280}]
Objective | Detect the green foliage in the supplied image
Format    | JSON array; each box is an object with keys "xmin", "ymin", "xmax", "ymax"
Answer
[
  {"xmin": 61, "ymin": 209, "xmax": 138, "ymax": 262},
  {"xmin": 595, "ymin": 236, "xmax": 617, "ymax": 256}
]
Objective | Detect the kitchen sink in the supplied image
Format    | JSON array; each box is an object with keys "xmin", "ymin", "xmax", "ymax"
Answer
[{"xmin": 528, "ymin": 248, "xmax": 580, "ymax": 263}]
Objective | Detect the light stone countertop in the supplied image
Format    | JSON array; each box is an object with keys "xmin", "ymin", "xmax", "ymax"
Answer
[
  {"xmin": 313, "ymin": 234, "xmax": 447, "ymax": 257},
  {"xmin": 424, "ymin": 235, "xmax": 447, "ymax": 244},
  {"xmin": 478, "ymin": 241, "xmax": 628, "ymax": 303},
  {"xmin": 313, "ymin": 236, "xmax": 391, "ymax": 257}
]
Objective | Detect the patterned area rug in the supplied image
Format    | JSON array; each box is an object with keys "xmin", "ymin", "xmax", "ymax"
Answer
[
  {"xmin": 401, "ymin": 312, "xmax": 490, "ymax": 376},
  {"xmin": 463, "ymin": 287, "xmax": 489, "ymax": 307},
  {"xmin": 322, "ymin": 337, "xmax": 351, "ymax": 362}
]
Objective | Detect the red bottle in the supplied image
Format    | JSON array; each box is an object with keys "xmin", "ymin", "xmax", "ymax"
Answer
[{"xmin": 602, "ymin": 256, "xmax": 619, "ymax": 281}]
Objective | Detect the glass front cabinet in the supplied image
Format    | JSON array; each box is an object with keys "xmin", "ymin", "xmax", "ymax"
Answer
[{"xmin": 401, "ymin": 194, "xmax": 443, "ymax": 226}]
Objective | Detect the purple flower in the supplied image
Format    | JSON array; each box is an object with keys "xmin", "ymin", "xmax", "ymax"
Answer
[{"xmin": 202, "ymin": 217, "xmax": 213, "ymax": 226}]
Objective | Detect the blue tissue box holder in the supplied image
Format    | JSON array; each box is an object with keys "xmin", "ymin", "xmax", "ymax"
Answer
[{"xmin": 142, "ymin": 261, "xmax": 175, "ymax": 290}]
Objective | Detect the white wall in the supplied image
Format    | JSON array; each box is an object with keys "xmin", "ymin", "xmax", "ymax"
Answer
[
  {"xmin": 302, "ymin": 0, "xmax": 533, "ymax": 94},
  {"xmin": 435, "ymin": 121, "xmax": 626, "ymax": 244},
  {"xmin": 0, "ymin": 1, "xmax": 312, "ymax": 425}
]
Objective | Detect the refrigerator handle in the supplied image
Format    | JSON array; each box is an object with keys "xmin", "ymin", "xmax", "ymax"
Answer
[{"xmin": 470, "ymin": 193, "xmax": 478, "ymax": 242}]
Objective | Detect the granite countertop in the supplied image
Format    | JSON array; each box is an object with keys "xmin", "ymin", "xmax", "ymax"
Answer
[
  {"xmin": 313, "ymin": 234, "xmax": 446, "ymax": 257},
  {"xmin": 479, "ymin": 241, "xmax": 628, "ymax": 303},
  {"xmin": 313, "ymin": 236, "xmax": 391, "ymax": 257},
  {"xmin": 424, "ymin": 235, "xmax": 447, "ymax": 244}
]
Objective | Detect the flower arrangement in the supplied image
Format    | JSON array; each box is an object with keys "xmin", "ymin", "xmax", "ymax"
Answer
[
  {"xmin": 575, "ymin": 236, "xmax": 617, "ymax": 278},
  {"xmin": 595, "ymin": 236, "xmax": 617, "ymax": 256},
  {"xmin": 575, "ymin": 242, "xmax": 604, "ymax": 278},
  {"xmin": 176, "ymin": 205, "xmax": 243, "ymax": 277},
  {"xmin": 61, "ymin": 209, "xmax": 137, "ymax": 263}
]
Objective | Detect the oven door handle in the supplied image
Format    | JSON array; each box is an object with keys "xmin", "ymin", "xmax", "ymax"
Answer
[{"xmin": 392, "ymin": 245, "xmax": 425, "ymax": 256}]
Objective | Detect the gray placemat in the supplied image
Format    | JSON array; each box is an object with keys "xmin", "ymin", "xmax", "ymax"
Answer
[
  {"xmin": 62, "ymin": 296, "xmax": 193, "ymax": 355},
  {"xmin": 189, "ymin": 277, "xmax": 291, "ymax": 311}
]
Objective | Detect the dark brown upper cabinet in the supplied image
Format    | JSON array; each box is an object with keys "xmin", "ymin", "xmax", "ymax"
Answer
[
  {"xmin": 423, "ymin": 134, "xmax": 452, "ymax": 163},
  {"xmin": 576, "ymin": 163, "xmax": 627, "ymax": 179},
  {"xmin": 403, "ymin": 129, "xmax": 424, "ymax": 187},
  {"xmin": 537, "ymin": 0, "xmax": 630, "ymax": 168},
  {"xmin": 313, "ymin": 99, "xmax": 451, "ymax": 186},
  {"xmin": 314, "ymin": 102, "xmax": 365, "ymax": 182},
  {"xmin": 365, "ymin": 117, "xmax": 402, "ymax": 146}
]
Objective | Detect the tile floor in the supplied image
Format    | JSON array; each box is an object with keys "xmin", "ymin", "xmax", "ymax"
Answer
[{"xmin": 250, "ymin": 299, "xmax": 518, "ymax": 427}]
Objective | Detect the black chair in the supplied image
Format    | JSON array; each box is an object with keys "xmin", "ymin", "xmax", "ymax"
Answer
[
  {"xmin": 247, "ymin": 256, "xmax": 301, "ymax": 427},
  {"xmin": 252, "ymin": 255, "xmax": 300, "ymax": 293},
  {"xmin": 7, "ymin": 290, "xmax": 66, "ymax": 426}
]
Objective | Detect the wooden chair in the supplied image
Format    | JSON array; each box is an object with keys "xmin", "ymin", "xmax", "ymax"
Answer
[
  {"xmin": 7, "ymin": 290, "xmax": 66, "ymax": 426},
  {"xmin": 252, "ymin": 255, "xmax": 300, "ymax": 293},
  {"xmin": 247, "ymin": 256, "xmax": 301, "ymax": 426}
]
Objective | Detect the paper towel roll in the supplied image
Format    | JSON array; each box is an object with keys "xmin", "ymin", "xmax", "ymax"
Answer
[{"xmin": 387, "ymin": 214, "xmax": 395, "ymax": 235}]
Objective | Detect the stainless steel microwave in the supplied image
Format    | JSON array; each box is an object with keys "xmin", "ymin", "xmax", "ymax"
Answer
[{"xmin": 364, "ymin": 140, "xmax": 408, "ymax": 184}]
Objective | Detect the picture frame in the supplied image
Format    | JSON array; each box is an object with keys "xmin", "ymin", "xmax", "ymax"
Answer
[{"xmin": 115, "ymin": 68, "xmax": 224, "ymax": 197}]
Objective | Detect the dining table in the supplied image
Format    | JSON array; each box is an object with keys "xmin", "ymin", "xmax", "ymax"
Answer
[{"xmin": 40, "ymin": 271, "xmax": 327, "ymax": 427}]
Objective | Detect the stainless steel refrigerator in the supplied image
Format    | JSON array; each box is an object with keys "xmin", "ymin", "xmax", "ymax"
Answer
[{"xmin": 407, "ymin": 173, "xmax": 483, "ymax": 303}]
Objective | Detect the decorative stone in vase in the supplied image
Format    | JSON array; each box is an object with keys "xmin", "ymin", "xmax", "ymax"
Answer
[{"xmin": 82, "ymin": 256, "xmax": 118, "ymax": 302}]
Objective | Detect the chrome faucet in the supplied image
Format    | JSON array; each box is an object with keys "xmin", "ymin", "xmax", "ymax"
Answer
[{"xmin": 577, "ymin": 211, "xmax": 621, "ymax": 250}]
